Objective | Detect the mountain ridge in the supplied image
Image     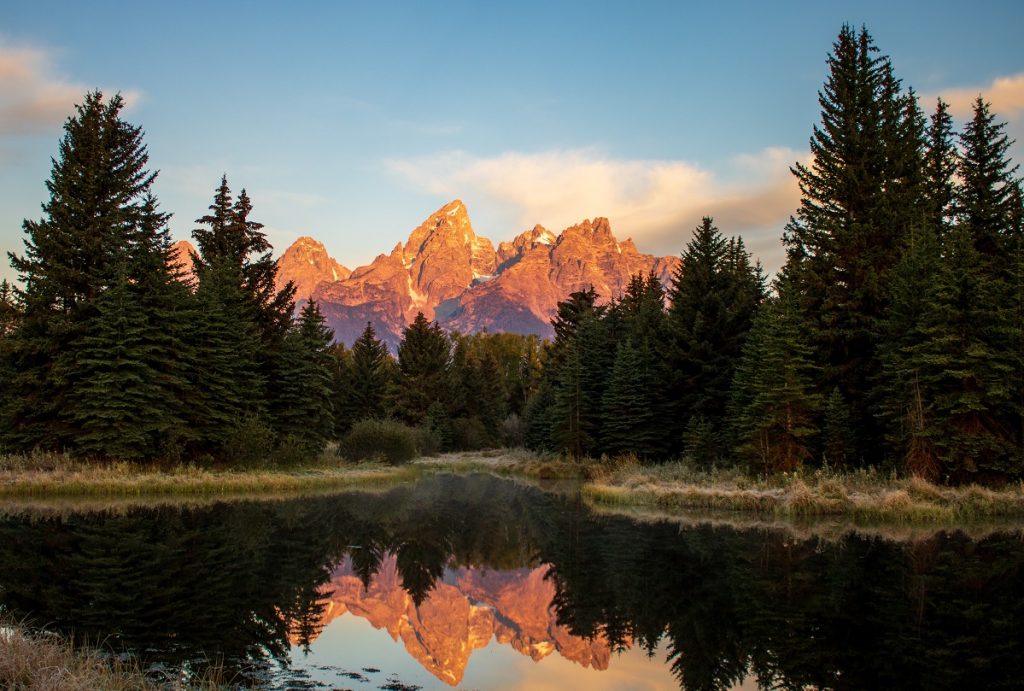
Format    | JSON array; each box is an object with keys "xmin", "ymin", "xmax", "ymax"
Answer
[{"xmin": 271, "ymin": 200, "xmax": 679, "ymax": 348}]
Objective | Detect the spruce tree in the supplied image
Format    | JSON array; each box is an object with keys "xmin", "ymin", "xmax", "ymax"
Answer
[
  {"xmin": 781, "ymin": 25, "xmax": 919, "ymax": 464},
  {"xmin": 3, "ymin": 91, "xmax": 164, "ymax": 451},
  {"xmin": 601, "ymin": 337, "xmax": 665, "ymax": 459},
  {"xmin": 667, "ymin": 217, "xmax": 763, "ymax": 459},
  {"xmin": 273, "ymin": 301, "xmax": 336, "ymax": 456},
  {"xmin": 729, "ymin": 290, "xmax": 821, "ymax": 474},
  {"xmin": 63, "ymin": 269, "xmax": 179, "ymax": 459},
  {"xmin": 389, "ymin": 313, "xmax": 451, "ymax": 425},
  {"xmin": 550, "ymin": 309, "xmax": 609, "ymax": 458},
  {"xmin": 909, "ymin": 226, "xmax": 1018, "ymax": 480},
  {"xmin": 336, "ymin": 322, "xmax": 392, "ymax": 433},
  {"xmin": 924, "ymin": 99, "xmax": 958, "ymax": 236}
]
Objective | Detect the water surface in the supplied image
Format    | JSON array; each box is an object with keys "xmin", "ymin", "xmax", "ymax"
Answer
[{"xmin": 0, "ymin": 473, "xmax": 1021, "ymax": 689}]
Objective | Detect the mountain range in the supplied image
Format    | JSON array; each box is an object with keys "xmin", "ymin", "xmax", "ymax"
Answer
[
  {"xmin": 172, "ymin": 200, "xmax": 679, "ymax": 349},
  {"xmin": 297, "ymin": 555, "xmax": 614, "ymax": 686}
]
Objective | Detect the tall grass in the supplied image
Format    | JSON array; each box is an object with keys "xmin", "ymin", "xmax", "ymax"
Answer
[
  {"xmin": 0, "ymin": 449, "xmax": 420, "ymax": 498},
  {"xmin": 581, "ymin": 459, "xmax": 1024, "ymax": 523},
  {"xmin": 0, "ymin": 619, "xmax": 223, "ymax": 690}
]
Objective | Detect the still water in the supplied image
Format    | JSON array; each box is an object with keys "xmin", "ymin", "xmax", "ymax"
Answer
[{"xmin": 0, "ymin": 473, "xmax": 1022, "ymax": 690}]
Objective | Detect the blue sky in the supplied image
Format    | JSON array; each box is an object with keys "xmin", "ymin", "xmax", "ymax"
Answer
[{"xmin": 2, "ymin": 0, "xmax": 1023, "ymax": 284}]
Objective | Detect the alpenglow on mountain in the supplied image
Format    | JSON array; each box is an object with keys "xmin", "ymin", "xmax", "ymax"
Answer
[{"xmin": 274, "ymin": 200, "xmax": 680, "ymax": 349}]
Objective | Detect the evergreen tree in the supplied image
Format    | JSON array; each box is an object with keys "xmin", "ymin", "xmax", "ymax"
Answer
[
  {"xmin": 189, "ymin": 258, "xmax": 266, "ymax": 452},
  {"xmin": 924, "ymin": 99, "xmax": 958, "ymax": 236},
  {"xmin": 909, "ymin": 226, "xmax": 1018, "ymax": 480},
  {"xmin": 601, "ymin": 337, "xmax": 666, "ymax": 459},
  {"xmin": 781, "ymin": 26, "xmax": 918, "ymax": 464},
  {"xmin": 63, "ymin": 269, "xmax": 181, "ymax": 459},
  {"xmin": 0, "ymin": 280, "xmax": 18, "ymax": 337},
  {"xmin": 667, "ymin": 217, "xmax": 763, "ymax": 458},
  {"xmin": 336, "ymin": 322, "xmax": 392, "ymax": 433},
  {"xmin": 550, "ymin": 309, "xmax": 610, "ymax": 458},
  {"xmin": 273, "ymin": 301, "xmax": 336, "ymax": 455},
  {"xmin": 389, "ymin": 313, "xmax": 451, "ymax": 425},
  {"xmin": 3, "ymin": 92, "xmax": 163, "ymax": 451},
  {"xmin": 729, "ymin": 290, "xmax": 821, "ymax": 474},
  {"xmin": 821, "ymin": 387, "xmax": 855, "ymax": 469},
  {"xmin": 956, "ymin": 97, "xmax": 1021, "ymax": 272}
]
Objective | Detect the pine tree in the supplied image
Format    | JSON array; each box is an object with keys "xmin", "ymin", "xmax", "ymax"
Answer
[
  {"xmin": 821, "ymin": 387, "xmax": 855, "ymax": 469},
  {"xmin": 667, "ymin": 217, "xmax": 763, "ymax": 458},
  {"xmin": 909, "ymin": 226, "xmax": 1018, "ymax": 480},
  {"xmin": 336, "ymin": 322, "xmax": 392, "ymax": 433},
  {"xmin": 781, "ymin": 26, "xmax": 919, "ymax": 464},
  {"xmin": 601, "ymin": 337, "xmax": 666, "ymax": 459},
  {"xmin": 924, "ymin": 99, "xmax": 958, "ymax": 236},
  {"xmin": 389, "ymin": 313, "xmax": 451, "ymax": 425},
  {"xmin": 729, "ymin": 290, "xmax": 821, "ymax": 474},
  {"xmin": 273, "ymin": 301, "xmax": 336, "ymax": 455},
  {"xmin": 956, "ymin": 97, "xmax": 1021, "ymax": 272},
  {"xmin": 550, "ymin": 310, "xmax": 610, "ymax": 458},
  {"xmin": 189, "ymin": 258, "xmax": 266, "ymax": 452},
  {"xmin": 3, "ymin": 92, "xmax": 163, "ymax": 451},
  {"xmin": 63, "ymin": 269, "xmax": 180, "ymax": 459}
]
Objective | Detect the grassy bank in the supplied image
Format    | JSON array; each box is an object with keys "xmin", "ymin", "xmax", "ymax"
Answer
[
  {"xmin": 0, "ymin": 620, "xmax": 219, "ymax": 690},
  {"xmin": 417, "ymin": 451, "xmax": 1024, "ymax": 525},
  {"xmin": 582, "ymin": 460, "xmax": 1024, "ymax": 523},
  {"xmin": 0, "ymin": 450, "xmax": 419, "ymax": 498}
]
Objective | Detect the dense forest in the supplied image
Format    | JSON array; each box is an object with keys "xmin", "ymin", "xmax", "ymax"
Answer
[{"xmin": 0, "ymin": 26, "xmax": 1021, "ymax": 483}]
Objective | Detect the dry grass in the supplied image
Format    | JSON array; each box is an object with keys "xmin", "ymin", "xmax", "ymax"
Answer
[
  {"xmin": 414, "ymin": 448, "xmax": 585, "ymax": 480},
  {"xmin": 0, "ymin": 449, "xmax": 420, "ymax": 498},
  {"xmin": 582, "ymin": 460, "xmax": 1024, "ymax": 524},
  {"xmin": 0, "ymin": 620, "xmax": 222, "ymax": 690}
]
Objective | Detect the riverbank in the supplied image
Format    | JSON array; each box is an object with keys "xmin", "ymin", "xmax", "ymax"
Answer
[
  {"xmin": 0, "ymin": 450, "xmax": 417, "ymax": 498},
  {"xmin": 4, "ymin": 448, "xmax": 1024, "ymax": 525},
  {"xmin": 417, "ymin": 451, "xmax": 1024, "ymax": 524}
]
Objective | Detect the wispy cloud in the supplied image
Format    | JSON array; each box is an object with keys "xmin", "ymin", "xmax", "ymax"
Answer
[
  {"xmin": 387, "ymin": 147, "xmax": 802, "ymax": 271},
  {"xmin": 933, "ymin": 73, "xmax": 1024, "ymax": 120},
  {"xmin": 0, "ymin": 38, "xmax": 141, "ymax": 137}
]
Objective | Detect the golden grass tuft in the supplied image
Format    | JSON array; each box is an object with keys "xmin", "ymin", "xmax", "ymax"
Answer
[{"xmin": 0, "ymin": 620, "xmax": 224, "ymax": 690}]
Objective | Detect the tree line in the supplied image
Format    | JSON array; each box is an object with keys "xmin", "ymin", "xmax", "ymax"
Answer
[
  {"xmin": 1, "ymin": 25, "xmax": 1021, "ymax": 482},
  {"xmin": 0, "ymin": 91, "xmax": 541, "ymax": 462},
  {"xmin": 523, "ymin": 25, "xmax": 1023, "ymax": 483}
]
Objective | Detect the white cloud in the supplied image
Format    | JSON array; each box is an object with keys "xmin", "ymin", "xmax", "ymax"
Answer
[
  {"xmin": 935, "ymin": 73, "xmax": 1024, "ymax": 120},
  {"xmin": 0, "ymin": 38, "xmax": 141, "ymax": 137},
  {"xmin": 387, "ymin": 147, "xmax": 802, "ymax": 272}
]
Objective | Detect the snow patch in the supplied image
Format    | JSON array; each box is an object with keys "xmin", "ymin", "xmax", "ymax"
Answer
[
  {"xmin": 407, "ymin": 274, "xmax": 427, "ymax": 308},
  {"xmin": 331, "ymin": 267, "xmax": 338, "ymax": 281},
  {"xmin": 308, "ymin": 258, "xmax": 315, "ymax": 265},
  {"xmin": 446, "ymin": 203, "xmax": 462, "ymax": 216}
]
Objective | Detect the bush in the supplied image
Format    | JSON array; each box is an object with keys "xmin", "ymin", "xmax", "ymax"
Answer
[
  {"xmin": 341, "ymin": 419, "xmax": 420, "ymax": 465},
  {"xmin": 222, "ymin": 413, "xmax": 276, "ymax": 466},
  {"xmin": 414, "ymin": 425, "xmax": 441, "ymax": 457}
]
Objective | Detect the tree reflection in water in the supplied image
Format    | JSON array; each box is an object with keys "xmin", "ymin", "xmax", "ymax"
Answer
[{"xmin": 0, "ymin": 474, "xmax": 1021, "ymax": 689}]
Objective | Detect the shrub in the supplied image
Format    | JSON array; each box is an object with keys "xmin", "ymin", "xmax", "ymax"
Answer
[
  {"xmin": 414, "ymin": 425, "xmax": 441, "ymax": 457},
  {"xmin": 222, "ymin": 413, "xmax": 276, "ymax": 466},
  {"xmin": 341, "ymin": 419, "xmax": 419, "ymax": 465}
]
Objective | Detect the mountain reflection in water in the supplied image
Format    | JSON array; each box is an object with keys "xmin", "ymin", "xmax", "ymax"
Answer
[{"xmin": 0, "ymin": 473, "xmax": 1021, "ymax": 690}]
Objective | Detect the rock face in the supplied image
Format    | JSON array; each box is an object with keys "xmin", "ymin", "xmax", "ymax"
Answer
[
  {"xmin": 168, "ymin": 240, "xmax": 198, "ymax": 283},
  {"xmin": 301, "ymin": 554, "xmax": 614, "ymax": 686},
  {"xmin": 279, "ymin": 200, "xmax": 679, "ymax": 349},
  {"xmin": 275, "ymin": 236, "xmax": 350, "ymax": 299}
]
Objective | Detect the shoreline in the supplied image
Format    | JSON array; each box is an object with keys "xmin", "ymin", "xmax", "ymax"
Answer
[{"xmin": 3, "ymin": 450, "xmax": 1024, "ymax": 527}]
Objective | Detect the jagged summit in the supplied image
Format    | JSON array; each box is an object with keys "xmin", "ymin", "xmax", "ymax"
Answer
[
  {"xmin": 275, "ymin": 235, "xmax": 350, "ymax": 299},
  {"xmin": 274, "ymin": 200, "xmax": 679, "ymax": 349}
]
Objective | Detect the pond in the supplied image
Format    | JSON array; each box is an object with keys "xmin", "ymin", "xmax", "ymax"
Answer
[{"xmin": 0, "ymin": 473, "xmax": 1022, "ymax": 690}]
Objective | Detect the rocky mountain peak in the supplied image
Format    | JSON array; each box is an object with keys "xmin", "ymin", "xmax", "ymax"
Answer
[
  {"xmin": 168, "ymin": 239, "xmax": 197, "ymax": 283},
  {"xmin": 275, "ymin": 235, "xmax": 350, "ymax": 299}
]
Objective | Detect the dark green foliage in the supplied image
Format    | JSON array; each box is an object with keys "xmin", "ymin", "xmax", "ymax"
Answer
[
  {"xmin": 189, "ymin": 258, "xmax": 266, "ymax": 452},
  {"xmin": 729, "ymin": 291, "xmax": 821, "ymax": 473},
  {"xmin": 63, "ymin": 270, "xmax": 182, "ymax": 459},
  {"xmin": 341, "ymin": 419, "xmax": 420, "ymax": 464},
  {"xmin": 272, "ymin": 301, "xmax": 336, "ymax": 457},
  {"xmin": 905, "ymin": 226, "xmax": 1018, "ymax": 480},
  {"xmin": 389, "ymin": 313, "xmax": 451, "ymax": 425},
  {"xmin": 601, "ymin": 337, "xmax": 667, "ymax": 459},
  {"xmin": 924, "ymin": 98, "xmax": 958, "ymax": 235},
  {"xmin": 781, "ymin": 25, "xmax": 920, "ymax": 464},
  {"xmin": 0, "ymin": 280, "xmax": 18, "ymax": 337},
  {"xmin": 821, "ymin": 387, "xmax": 855, "ymax": 468},
  {"xmin": 550, "ymin": 308, "xmax": 610, "ymax": 458},
  {"xmin": 3, "ymin": 92, "xmax": 162, "ymax": 452},
  {"xmin": 667, "ymin": 218, "xmax": 764, "ymax": 457},
  {"xmin": 335, "ymin": 322, "xmax": 393, "ymax": 434}
]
